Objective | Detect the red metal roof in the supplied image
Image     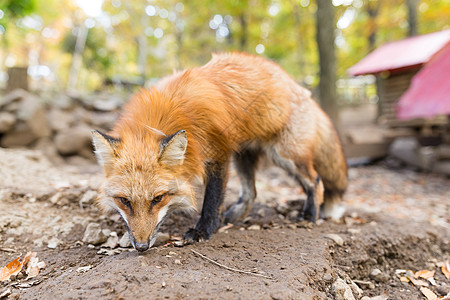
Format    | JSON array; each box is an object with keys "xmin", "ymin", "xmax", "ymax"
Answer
[
  {"xmin": 348, "ymin": 30, "xmax": 450, "ymax": 76},
  {"xmin": 396, "ymin": 43, "xmax": 450, "ymax": 120}
]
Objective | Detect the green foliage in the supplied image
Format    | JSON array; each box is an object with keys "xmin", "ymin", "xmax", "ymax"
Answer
[{"xmin": 1, "ymin": 0, "xmax": 449, "ymax": 91}]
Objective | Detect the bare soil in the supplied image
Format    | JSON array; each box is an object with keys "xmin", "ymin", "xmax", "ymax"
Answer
[{"xmin": 0, "ymin": 148, "xmax": 449, "ymax": 299}]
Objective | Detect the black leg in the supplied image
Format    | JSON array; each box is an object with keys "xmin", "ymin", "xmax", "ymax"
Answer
[
  {"xmin": 224, "ymin": 147, "xmax": 261, "ymax": 224},
  {"xmin": 183, "ymin": 161, "xmax": 229, "ymax": 243}
]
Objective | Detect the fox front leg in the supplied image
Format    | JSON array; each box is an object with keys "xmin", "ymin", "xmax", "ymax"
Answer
[{"xmin": 183, "ymin": 161, "xmax": 229, "ymax": 243}]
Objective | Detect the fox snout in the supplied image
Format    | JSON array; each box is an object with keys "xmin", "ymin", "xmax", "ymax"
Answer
[{"xmin": 126, "ymin": 227, "xmax": 159, "ymax": 252}]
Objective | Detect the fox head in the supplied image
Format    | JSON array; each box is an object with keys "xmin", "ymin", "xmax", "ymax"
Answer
[{"xmin": 92, "ymin": 129, "xmax": 197, "ymax": 251}]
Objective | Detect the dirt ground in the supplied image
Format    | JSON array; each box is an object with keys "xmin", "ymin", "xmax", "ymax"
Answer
[{"xmin": 0, "ymin": 148, "xmax": 449, "ymax": 299}]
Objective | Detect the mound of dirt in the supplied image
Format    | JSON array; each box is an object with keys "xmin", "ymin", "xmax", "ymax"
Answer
[{"xmin": 0, "ymin": 149, "xmax": 449, "ymax": 299}]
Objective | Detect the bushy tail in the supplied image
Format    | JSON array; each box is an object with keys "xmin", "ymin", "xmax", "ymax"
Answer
[{"xmin": 313, "ymin": 116, "xmax": 348, "ymax": 220}]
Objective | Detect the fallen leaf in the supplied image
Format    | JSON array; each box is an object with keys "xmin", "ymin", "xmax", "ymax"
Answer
[
  {"xmin": 427, "ymin": 277, "xmax": 437, "ymax": 286},
  {"xmin": 400, "ymin": 276, "xmax": 410, "ymax": 282},
  {"xmin": 415, "ymin": 270, "xmax": 435, "ymax": 279},
  {"xmin": 77, "ymin": 265, "xmax": 92, "ymax": 273},
  {"xmin": 218, "ymin": 223, "xmax": 234, "ymax": 233},
  {"xmin": 442, "ymin": 261, "xmax": 450, "ymax": 279},
  {"xmin": 410, "ymin": 278, "xmax": 429, "ymax": 287},
  {"xmin": 26, "ymin": 256, "xmax": 40, "ymax": 280},
  {"xmin": 0, "ymin": 252, "xmax": 34, "ymax": 281},
  {"xmin": 420, "ymin": 287, "xmax": 437, "ymax": 300}
]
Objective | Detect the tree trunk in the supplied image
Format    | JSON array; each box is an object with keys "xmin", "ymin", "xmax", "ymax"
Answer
[
  {"xmin": 367, "ymin": 0, "xmax": 380, "ymax": 51},
  {"xmin": 6, "ymin": 67, "xmax": 28, "ymax": 93},
  {"xmin": 67, "ymin": 24, "xmax": 88, "ymax": 90},
  {"xmin": 137, "ymin": 13, "xmax": 148, "ymax": 80},
  {"xmin": 407, "ymin": 0, "xmax": 419, "ymax": 36},
  {"xmin": 239, "ymin": 13, "xmax": 247, "ymax": 51},
  {"xmin": 316, "ymin": 0, "xmax": 338, "ymax": 124}
]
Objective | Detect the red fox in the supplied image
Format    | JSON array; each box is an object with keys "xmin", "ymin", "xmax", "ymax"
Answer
[{"xmin": 92, "ymin": 53, "xmax": 348, "ymax": 252}]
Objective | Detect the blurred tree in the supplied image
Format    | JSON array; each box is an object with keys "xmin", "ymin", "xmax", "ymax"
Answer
[
  {"xmin": 316, "ymin": 0, "xmax": 338, "ymax": 123},
  {"xmin": 407, "ymin": 0, "xmax": 419, "ymax": 36}
]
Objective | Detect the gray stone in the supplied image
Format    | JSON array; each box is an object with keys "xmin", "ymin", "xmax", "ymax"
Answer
[
  {"xmin": 0, "ymin": 89, "xmax": 27, "ymax": 107},
  {"xmin": 16, "ymin": 94, "xmax": 51, "ymax": 138},
  {"xmin": 79, "ymin": 190, "xmax": 97, "ymax": 209},
  {"xmin": 1, "ymin": 122, "xmax": 37, "ymax": 147},
  {"xmin": 0, "ymin": 112, "xmax": 16, "ymax": 133},
  {"xmin": 333, "ymin": 278, "xmax": 356, "ymax": 300},
  {"xmin": 54, "ymin": 125, "xmax": 92, "ymax": 156},
  {"xmin": 361, "ymin": 296, "xmax": 388, "ymax": 300},
  {"xmin": 82, "ymin": 223, "xmax": 107, "ymax": 245},
  {"xmin": 324, "ymin": 233, "xmax": 344, "ymax": 246},
  {"xmin": 119, "ymin": 232, "xmax": 132, "ymax": 248},
  {"xmin": 47, "ymin": 109, "xmax": 74, "ymax": 132},
  {"xmin": 370, "ymin": 268, "xmax": 389, "ymax": 283}
]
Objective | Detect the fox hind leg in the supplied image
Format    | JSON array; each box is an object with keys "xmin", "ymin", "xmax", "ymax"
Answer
[
  {"xmin": 269, "ymin": 147, "xmax": 323, "ymax": 223},
  {"xmin": 224, "ymin": 147, "xmax": 261, "ymax": 224}
]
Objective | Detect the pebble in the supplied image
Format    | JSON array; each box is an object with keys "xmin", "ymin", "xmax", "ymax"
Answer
[
  {"xmin": 119, "ymin": 232, "xmax": 132, "ymax": 248},
  {"xmin": 47, "ymin": 237, "xmax": 61, "ymax": 249},
  {"xmin": 174, "ymin": 259, "xmax": 181, "ymax": 265},
  {"xmin": 324, "ymin": 234, "xmax": 344, "ymax": 246},
  {"xmin": 361, "ymin": 296, "xmax": 388, "ymax": 300},
  {"xmin": 333, "ymin": 278, "xmax": 356, "ymax": 300},
  {"xmin": 248, "ymin": 224, "xmax": 261, "ymax": 231},
  {"xmin": 370, "ymin": 268, "xmax": 389, "ymax": 283},
  {"xmin": 82, "ymin": 223, "xmax": 108, "ymax": 245},
  {"xmin": 101, "ymin": 232, "xmax": 119, "ymax": 249}
]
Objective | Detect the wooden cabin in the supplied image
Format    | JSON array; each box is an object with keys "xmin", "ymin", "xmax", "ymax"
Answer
[
  {"xmin": 348, "ymin": 30, "xmax": 450, "ymax": 129},
  {"xmin": 348, "ymin": 30, "xmax": 450, "ymax": 174}
]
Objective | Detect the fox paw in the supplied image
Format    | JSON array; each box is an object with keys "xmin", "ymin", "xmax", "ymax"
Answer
[{"xmin": 183, "ymin": 228, "xmax": 210, "ymax": 244}]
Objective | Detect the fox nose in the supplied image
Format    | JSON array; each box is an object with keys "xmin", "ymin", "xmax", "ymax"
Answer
[{"xmin": 135, "ymin": 242, "xmax": 149, "ymax": 252}]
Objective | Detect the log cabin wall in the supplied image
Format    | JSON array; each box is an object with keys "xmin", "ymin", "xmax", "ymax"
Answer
[{"xmin": 377, "ymin": 69, "xmax": 419, "ymax": 126}]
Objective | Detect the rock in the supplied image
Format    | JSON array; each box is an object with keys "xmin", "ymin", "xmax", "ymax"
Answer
[
  {"xmin": 0, "ymin": 88, "xmax": 28, "ymax": 107},
  {"xmin": 1, "ymin": 123, "xmax": 37, "ymax": 147},
  {"xmin": 324, "ymin": 233, "xmax": 344, "ymax": 246},
  {"xmin": 47, "ymin": 237, "xmax": 61, "ymax": 249},
  {"xmin": 33, "ymin": 138, "xmax": 65, "ymax": 165},
  {"xmin": 0, "ymin": 112, "xmax": 16, "ymax": 133},
  {"xmin": 16, "ymin": 93, "xmax": 51, "ymax": 138},
  {"xmin": 47, "ymin": 109, "xmax": 74, "ymax": 132},
  {"xmin": 86, "ymin": 111, "xmax": 119, "ymax": 128},
  {"xmin": 370, "ymin": 268, "xmax": 389, "ymax": 283},
  {"xmin": 101, "ymin": 232, "xmax": 119, "ymax": 249},
  {"xmin": 248, "ymin": 224, "xmax": 261, "ymax": 231},
  {"xmin": 333, "ymin": 278, "xmax": 356, "ymax": 300},
  {"xmin": 361, "ymin": 296, "xmax": 388, "ymax": 300},
  {"xmin": 92, "ymin": 95, "xmax": 123, "ymax": 111},
  {"xmin": 119, "ymin": 232, "xmax": 132, "ymax": 248},
  {"xmin": 80, "ymin": 190, "xmax": 98, "ymax": 209},
  {"xmin": 155, "ymin": 232, "xmax": 170, "ymax": 246},
  {"xmin": 54, "ymin": 125, "xmax": 93, "ymax": 156},
  {"xmin": 82, "ymin": 223, "xmax": 108, "ymax": 245},
  {"xmin": 1, "ymin": 91, "xmax": 51, "ymax": 147}
]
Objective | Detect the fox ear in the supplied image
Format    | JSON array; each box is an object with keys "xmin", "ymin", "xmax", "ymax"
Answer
[
  {"xmin": 159, "ymin": 130, "xmax": 187, "ymax": 166},
  {"xmin": 91, "ymin": 130, "xmax": 120, "ymax": 171}
]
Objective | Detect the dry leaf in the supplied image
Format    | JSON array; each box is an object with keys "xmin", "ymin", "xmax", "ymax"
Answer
[
  {"xmin": 410, "ymin": 278, "xmax": 429, "ymax": 287},
  {"xmin": 427, "ymin": 277, "xmax": 437, "ymax": 286},
  {"xmin": 415, "ymin": 270, "xmax": 435, "ymax": 279},
  {"xmin": 420, "ymin": 287, "xmax": 437, "ymax": 300},
  {"xmin": 400, "ymin": 276, "xmax": 410, "ymax": 282},
  {"xmin": 442, "ymin": 261, "xmax": 450, "ymax": 279},
  {"xmin": 0, "ymin": 252, "xmax": 34, "ymax": 281},
  {"xmin": 26, "ymin": 256, "xmax": 40, "ymax": 279}
]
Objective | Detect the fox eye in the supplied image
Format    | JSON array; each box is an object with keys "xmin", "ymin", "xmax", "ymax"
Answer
[
  {"xmin": 117, "ymin": 197, "xmax": 130, "ymax": 207},
  {"xmin": 152, "ymin": 194, "xmax": 164, "ymax": 204}
]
